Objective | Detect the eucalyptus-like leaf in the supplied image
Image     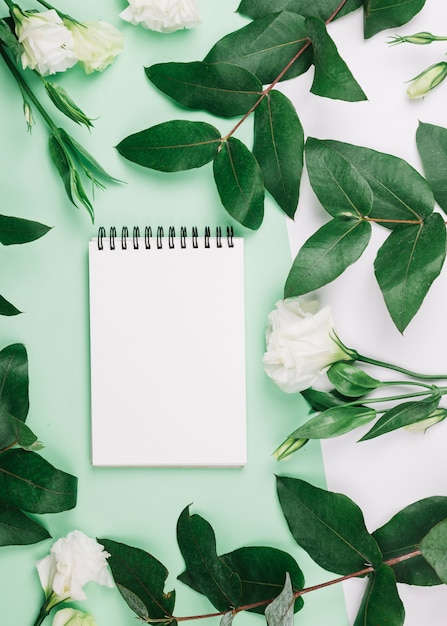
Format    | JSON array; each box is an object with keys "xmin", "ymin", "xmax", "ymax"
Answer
[
  {"xmin": 213, "ymin": 137, "xmax": 264, "ymax": 230},
  {"xmin": 327, "ymin": 362, "xmax": 380, "ymax": 397},
  {"xmin": 284, "ymin": 217, "xmax": 371, "ymax": 297},
  {"xmin": 204, "ymin": 12, "xmax": 313, "ymax": 84},
  {"xmin": 0, "ymin": 214, "xmax": 51, "ymax": 246},
  {"xmin": 305, "ymin": 136, "xmax": 374, "ymax": 218},
  {"xmin": 363, "ymin": 0, "xmax": 426, "ymax": 39},
  {"xmin": 99, "ymin": 538, "xmax": 175, "ymax": 621},
  {"xmin": 0, "ymin": 408, "xmax": 40, "ymax": 452},
  {"xmin": 145, "ymin": 62, "xmax": 262, "ymax": 117},
  {"xmin": 353, "ymin": 565, "xmax": 405, "ymax": 626},
  {"xmin": 289, "ymin": 405, "xmax": 376, "ymax": 440},
  {"xmin": 373, "ymin": 496, "xmax": 447, "ymax": 586},
  {"xmin": 416, "ymin": 121, "xmax": 447, "ymax": 214},
  {"xmin": 374, "ymin": 213, "xmax": 446, "ymax": 332},
  {"xmin": 253, "ymin": 90, "xmax": 303, "ymax": 218},
  {"xmin": 0, "ymin": 294, "xmax": 21, "ymax": 316},
  {"xmin": 306, "ymin": 17, "xmax": 367, "ymax": 101},
  {"xmin": 0, "ymin": 449, "xmax": 77, "ymax": 514},
  {"xmin": 277, "ymin": 476, "xmax": 383, "ymax": 575},
  {"xmin": 221, "ymin": 546, "xmax": 304, "ymax": 615},
  {"xmin": 0, "ymin": 500, "xmax": 50, "ymax": 546},
  {"xmin": 237, "ymin": 0, "xmax": 363, "ymax": 21},
  {"xmin": 264, "ymin": 573, "xmax": 294, "ymax": 626},
  {"xmin": 117, "ymin": 120, "xmax": 221, "ymax": 172},
  {"xmin": 308, "ymin": 139, "xmax": 434, "ymax": 226},
  {"xmin": 419, "ymin": 519, "xmax": 447, "ymax": 584},
  {"xmin": 177, "ymin": 506, "xmax": 242, "ymax": 612},
  {"xmin": 0, "ymin": 343, "xmax": 29, "ymax": 422},
  {"xmin": 360, "ymin": 395, "xmax": 441, "ymax": 441},
  {"xmin": 44, "ymin": 81, "xmax": 94, "ymax": 128}
]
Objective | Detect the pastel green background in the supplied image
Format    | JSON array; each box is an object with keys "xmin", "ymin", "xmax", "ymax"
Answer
[{"xmin": 0, "ymin": 1, "xmax": 348, "ymax": 624}]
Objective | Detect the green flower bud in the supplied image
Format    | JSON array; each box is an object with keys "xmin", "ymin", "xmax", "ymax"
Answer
[
  {"xmin": 389, "ymin": 31, "xmax": 445, "ymax": 45},
  {"xmin": 273, "ymin": 436, "xmax": 309, "ymax": 461},
  {"xmin": 44, "ymin": 81, "xmax": 94, "ymax": 128},
  {"xmin": 405, "ymin": 408, "xmax": 447, "ymax": 433},
  {"xmin": 406, "ymin": 62, "xmax": 447, "ymax": 98}
]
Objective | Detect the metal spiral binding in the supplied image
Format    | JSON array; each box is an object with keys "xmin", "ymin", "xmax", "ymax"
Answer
[{"xmin": 97, "ymin": 226, "xmax": 235, "ymax": 249}]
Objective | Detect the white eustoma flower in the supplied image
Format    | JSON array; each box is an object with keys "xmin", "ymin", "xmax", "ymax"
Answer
[
  {"xmin": 12, "ymin": 7, "xmax": 77, "ymax": 76},
  {"xmin": 53, "ymin": 608, "xmax": 96, "ymax": 626},
  {"xmin": 64, "ymin": 20, "xmax": 124, "ymax": 74},
  {"xmin": 120, "ymin": 0, "xmax": 202, "ymax": 34},
  {"xmin": 263, "ymin": 297, "xmax": 355, "ymax": 394},
  {"xmin": 36, "ymin": 530, "xmax": 114, "ymax": 606}
]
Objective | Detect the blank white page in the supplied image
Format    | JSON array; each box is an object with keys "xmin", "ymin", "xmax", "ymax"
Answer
[{"xmin": 88, "ymin": 228, "xmax": 246, "ymax": 467}]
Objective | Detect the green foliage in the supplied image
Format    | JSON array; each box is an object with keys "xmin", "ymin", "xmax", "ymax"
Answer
[
  {"xmin": 99, "ymin": 538, "xmax": 176, "ymax": 622},
  {"xmin": 373, "ymin": 496, "xmax": 447, "ymax": 585},
  {"xmin": 353, "ymin": 564, "xmax": 405, "ymax": 626},
  {"xmin": 416, "ymin": 121, "xmax": 447, "ymax": 214},
  {"xmin": 0, "ymin": 214, "xmax": 50, "ymax": 315},
  {"xmin": 253, "ymin": 90, "xmax": 303, "ymax": 218},
  {"xmin": 0, "ymin": 343, "xmax": 77, "ymax": 547},
  {"xmin": 363, "ymin": 0, "xmax": 427, "ymax": 39},
  {"xmin": 236, "ymin": 0, "xmax": 363, "ymax": 21},
  {"xmin": 276, "ymin": 476, "xmax": 383, "ymax": 575},
  {"xmin": 145, "ymin": 62, "xmax": 262, "ymax": 117},
  {"xmin": 103, "ymin": 477, "xmax": 447, "ymax": 625},
  {"xmin": 289, "ymin": 405, "xmax": 377, "ymax": 439},
  {"xmin": 213, "ymin": 138, "xmax": 264, "ymax": 229},
  {"xmin": 327, "ymin": 362, "xmax": 380, "ymax": 397}
]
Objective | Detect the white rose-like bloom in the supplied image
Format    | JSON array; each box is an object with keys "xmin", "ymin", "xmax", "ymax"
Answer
[
  {"xmin": 120, "ymin": 0, "xmax": 202, "ymax": 34},
  {"xmin": 53, "ymin": 608, "xmax": 96, "ymax": 626},
  {"xmin": 64, "ymin": 20, "xmax": 124, "ymax": 74},
  {"xmin": 263, "ymin": 297, "xmax": 355, "ymax": 394},
  {"xmin": 12, "ymin": 8, "xmax": 77, "ymax": 76},
  {"xmin": 36, "ymin": 530, "xmax": 114, "ymax": 605}
]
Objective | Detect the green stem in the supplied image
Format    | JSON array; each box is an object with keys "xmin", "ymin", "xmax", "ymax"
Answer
[
  {"xmin": 2, "ymin": 0, "xmax": 14, "ymax": 10},
  {"xmin": 357, "ymin": 353, "xmax": 447, "ymax": 381},
  {"xmin": 344, "ymin": 387, "xmax": 447, "ymax": 408},
  {"xmin": 0, "ymin": 44, "xmax": 58, "ymax": 132}
]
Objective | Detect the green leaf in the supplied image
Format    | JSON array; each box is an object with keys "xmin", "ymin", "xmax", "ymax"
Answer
[
  {"xmin": 0, "ymin": 449, "xmax": 77, "ymax": 514},
  {"xmin": 59, "ymin": 129, "xmax": 120, "ymax": 186},
  {"xmin": 374, "ymin": 213, "xmax": 446, "ymax": 332},
  {"xmin": 308, "ymin": 139, "xmax": 434, "ymax": 226},
  {"xmin": 99, "ymin": 538, "xmax": 175, "ymax": 621},
  {"xmin": 284, "ymin": 218, "xmax": 371, "ymax": 297},
  {"xmin": 264, "ymin": 573, "xmax": 294, "ymax": 626},
  {"xmin": 204, "ymin": 12, "xmax": 313, "ymax": 84},
  {"xmin": 353, "ymin": 565, "xmax": 405, "ymax": 626},
  {"xmin": 117, "ymin": 120, "xmax": 221, "ymax": 172},
  {"xmin": 0, "ymin": 214, "xmax": 51, "ymax": 246},
  {"xmin": 373, "ymin": 496, "xmax": 447, "ymax": 585},
  {"xmin": 0, "ymin": 19, "xmax": 23, "ymax": 63},
  {"xmin": 305, "ymin": 136, "xmax": 374, "ymax": 219},
  {"xmin": 360, "ymin": 395, "xmax": 441, "ymax": 441},
  {"xmin": 44, "ymin": 82, "xmax": 93, "ymax": 128},
  {"xmin": 0, "ymin": 500, "xmax": 50, "ymax": 546},
  {"xmin": 0, "ymin": 344, "xmax": 29, "ymax": 422},
  {"xmin": 0, "ymin": 294, "xmax": 21, "ymax": 316},
  {"xmin": 0, "ymin": 409, "xmax": 40, "ymax": 452},
  {"xmin": 213, "ymin": 137, "xmax": 264, "ymax": 229},
  {"xmin": 416, "ymin": 121, "xmax": 447, "ymax": 215},
  {"xmin": 420, "ymin": 519, "xmax": 447, "ymax": 583},
  {"xmin": 301, "ymin": 387, "xmax": 350, "ymax": 411},
  {"xmin": 145, "ymin": 62, "xmax": 262, "ymax": 117},
  {"xmin": 364, "ymin": 0, "xmax": 426, "ymax": 39},
  {"xmin": 177, "ymin": 506, "xmax": 242, "ymax": 612},
  {"xmin": 221, "ymin": 547, "xmax": 304, "ymax": 615},
  {"xmin": 237, "ymin": 0, "xmax": 363, "ymax": 21},
  {"xmin": 277, "ymin": 476, "xmax": 383, "ymax": 575},
  {"xmin": 253, "ymin": 90, "xmax": 303, "ymax": 218},
  {"xmin": 306, "ymin": 17, "xmax": 367, "ymax": 101},
  {"xmin": 289, "ymin": 405, "xmax": 376, "ymax": 440},
  {"xmin": 327, "ymin": 362, "xmax": 380, "ymax": 397}
]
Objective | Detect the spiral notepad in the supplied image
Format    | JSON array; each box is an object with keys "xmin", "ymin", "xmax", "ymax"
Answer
[{"xmin": 88, "ymin": 226, "xmax": 246, "ymax": 467}]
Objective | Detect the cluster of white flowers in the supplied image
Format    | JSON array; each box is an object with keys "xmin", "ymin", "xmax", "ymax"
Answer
[
  {"xmin": 12, "ymin": 7, "xmax": 124, "ymax": 76},
  {"xmin": 120, "ymin": 0, "xmax": 201, "ymax": 34}
]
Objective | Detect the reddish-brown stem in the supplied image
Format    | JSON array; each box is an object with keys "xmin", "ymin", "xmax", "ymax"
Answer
[
  {"xmin": 222, "ymin": 0, "xmax": 349, "ymax": 141},
  {"xmin": 145, "ymin": 548, "xmax": 422, "ymax": 623}
]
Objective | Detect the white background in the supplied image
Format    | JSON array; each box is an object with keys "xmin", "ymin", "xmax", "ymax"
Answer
[{"xmin": 283, "ymin": 1, "xmax": 447, "ymax": 623}]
